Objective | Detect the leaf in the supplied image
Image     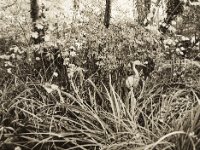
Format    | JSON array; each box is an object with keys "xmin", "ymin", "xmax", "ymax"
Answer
[
  {"xmin": 43, "ymin": 83, "xmax": 53, "ymax": 93},
  {"xmin": 51, "ymin": 84, "xmax": 59, "ymax": 90}
]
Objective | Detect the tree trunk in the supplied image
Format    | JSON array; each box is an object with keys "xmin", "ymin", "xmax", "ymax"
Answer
[
  {"xmin": 104, "ymin": 0, "xmax": 111, "ymax": 28},
  {"xmin": 166, "ymin": 0, "xmax": 183, "ymax": 24},
  {"xmin": 30, "ymin": 0, "xmax": 39, "ymax": 22},
  {"xmin": 136, "ymin": 0, "xmax": 151, "ymax": 25},
  {"xmin": 30, "ymin": 0, "xmax": 45, "ymax": 44},
  {"xmin": 136, "ymin": 0, "xmax": 145, "ymax": 25}
]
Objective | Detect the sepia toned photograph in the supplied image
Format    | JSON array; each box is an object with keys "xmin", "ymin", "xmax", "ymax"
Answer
[{"xmin": 0, "ymin": 0, "xmax": 200, "ymax": 149}]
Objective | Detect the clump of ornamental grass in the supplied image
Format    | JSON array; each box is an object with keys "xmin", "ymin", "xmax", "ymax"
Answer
[
  {"xmin": 0, "ymin": 75, "xmax": 143, "ymax": 150},
  {"xmin": 1, "ymin": 57, "xmax": 200, "ymax": 150}
]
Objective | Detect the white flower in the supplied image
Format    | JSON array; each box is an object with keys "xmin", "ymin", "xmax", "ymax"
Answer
[
  {"xmin": 53, "ymin": 72, "xmax": 58, "ymax": 77},
  {"xmin": 70, "ymin": 51, "xmax": 76, "ymax": 57},
  {"xmin": 181, "ymin": 36, "xmax": 189, "ymax": 41},
  {"xmin": 36, "ymin": 57, "xmax": 40, "ymax": 61},
  {"xmin": 11, "ymin": 53, "xmax": 16, "ymax": 59},
  {"xmin": 180, "ymin": 47, "xmax": 185, "ymax": 51},
  {"xmin": 191, "ymin": 36, "xmax": 196, "ymax": 44},
  {"xmin": 16, "ymin": 55, "xmax": 22, "ymax": 60},
  {"xmin": 31, "ymin": 32, "xmax": 39, "ymax": 39},
  {"xmin": 176, "ymin": 48, "xmax": 180, "ymax": 52},
  {"xmin": 63, "ymin": 58, "xmax": 70, "ymax": 65},
  {"xmin": 189, "ymin": 132, "xmax": 195, "ymax": 137},
  {"xmin": 15, "ymin": 146, "xmax": 22, "ymax": 150},
  {"xmin": 179, "ymin": 51, "xmax": 184, "ymax": 55},
  {"xmin": 69, "ymin": 46, "xmax": 75, "ymax": 50},
  {"xmin": 7, "ymin": 68, "xmax": 12, "ymax": 74},
  {"xmin": 36, "ymin": 23, "xmax": 44, "ymax": 29},
  {"xmin": 44, "ymin": 35, "xmax": 50, "ymax": 42},
  {"xmin": 171, "ymin": 20, "xmax": 176, "ymax": 26},
  {"xmin": 75, "ymin": 42, "xmax": 81, "ymax": 50}
]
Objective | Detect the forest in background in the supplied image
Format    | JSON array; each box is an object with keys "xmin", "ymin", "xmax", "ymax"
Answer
[{"xmin": 0, "ymin": 0, "xmax": 200, "ymax": 150}]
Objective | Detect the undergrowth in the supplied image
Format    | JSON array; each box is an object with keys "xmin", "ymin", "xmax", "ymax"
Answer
[
  {"xmin": 0, "ymin": 59, "xmax": 200, "ymax": 150},
  {"xmin": 0, "ymin": 16, "xmax": 200, "ymax": 150}
]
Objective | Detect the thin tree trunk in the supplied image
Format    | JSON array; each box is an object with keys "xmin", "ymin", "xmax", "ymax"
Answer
[
  {"xmin": 136, "ymin": 0, "xmax": 151, "ymax": 25},
  {"xmin": 30, "ymin": 0, "xmax": 45, "ymax": 44},
  {"xmin": 30, "ymin": 0, "xmax": 39, "ymax": 22},
  {"xmin": 30, "ymin": 0, "xmax": 46, "ymax": 77},
  {"xmin": 104, "ymin": 0, "xmax": 111, "ymax": 28},
  {"xmin": 30, "ymin": 0, "xmax": 40, "ymax": 44}
]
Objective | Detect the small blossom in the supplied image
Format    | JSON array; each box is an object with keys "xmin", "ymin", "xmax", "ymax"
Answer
[
  {"xmin": 7, "ymin": 68, "xmax": 12, "ymax": 74},
  {"xmin": 180, "ymin": 47, "xmax": 185, "ymax": 51},
  {"xmin": 75, "ymin": 42, "xmax": 81, "ymax": 50},
  {"xmin": 15, "ymin": 146, "xmax": 22, "ymax": 150},
  {"xmin": 176, "ymin": 48, "xmax": 180, "ymax": 52},
  {"xmin": 63, "ymin": 58, "xmax": 70, "ymax": 65},
  {"xmin": 179, "ymin": 51, "xmax": 184, "ymax": 55},
  {"xmin": 11, "ymin": 53, "xmax": 16, "ymax": 59},
  {"xmin": 36, "ymin": 23, "xmax": 44, "ymax": 29},
  {"xmin": 181, "ymin": 36, "xmax": 189, "ymax": 41},
  {"xmin": 173, "ymin": 73, "xmax": 177, "ymax": 76},
  {"xmin": 70, "ymin": 51, "xmax": 76, "ymax": 57},
  {"xmin": 69, "ymin": 46, "xmax": 75, "ymax": 51},
  {"xmin": 189, "ymin": 132, "xmax": 195, "ymax": 137},
  {"xmin": 95, "ymin": 61, "xmax": 104, "ymax": 66},
  {"xmin": 53, "ymin": 72, "xmax": 58, "ymax": 77},
  {"xmin": 31, "ymin": 32, "xmax": 39, "ymax": 39},
  {"xmin": 36, "ymin": 57, "xmax": 41, "ymax": 61},
  {"xmin": 44, "ymin": 35, "xmax": 50, "ymax": 41},
  {"xmin": 171, "ymin": 20, "xmax": 176, "ymax": 26}
]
